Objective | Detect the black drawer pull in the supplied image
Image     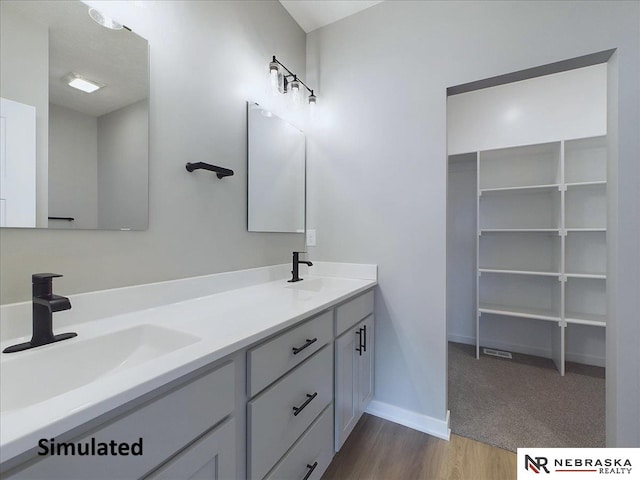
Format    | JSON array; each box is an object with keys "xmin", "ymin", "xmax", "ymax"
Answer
[
  {"xmin": 302, "ymin": 461, "xmax": 318, "ymax": 480},
  {"xmin": 355, "ymin": 329, "xmax": 363, "ymax": 356},
  {"xmin": 292, "ymin": 337, "xmax": 317, "ymax": 355},
  {"xmin": 293, "ymin": 392, "xmax": 317, "ymax": 416},
  {"xmin": 362, "ymin": 324, "xmax": 367, "ymax": 352}
]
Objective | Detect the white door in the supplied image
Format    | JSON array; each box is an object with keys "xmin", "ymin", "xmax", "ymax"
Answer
[{"xmin": 0, "ymin": 97, "xmax": 37, "ymax": 227}]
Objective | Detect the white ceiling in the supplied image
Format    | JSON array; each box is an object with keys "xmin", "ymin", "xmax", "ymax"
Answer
[
  {"xmin": 279, "ymin": 0, "xmax": 384, "ymax": 33},
  {"xmin": 5, "ymin": 1, "xmax": 147, "ymax": 117}
]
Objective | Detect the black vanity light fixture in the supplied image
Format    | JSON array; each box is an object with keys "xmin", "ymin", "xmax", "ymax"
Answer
[{"xmin": 269, "ymin": 56, "xmax": 317, "ymax": 106}]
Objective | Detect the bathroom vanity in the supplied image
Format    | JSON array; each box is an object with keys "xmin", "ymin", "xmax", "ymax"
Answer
[{"xmin": 0, "ymin": 263, "xmax": 376, "ymax": 479}]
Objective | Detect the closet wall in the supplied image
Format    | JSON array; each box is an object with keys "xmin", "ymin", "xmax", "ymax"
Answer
[{"xmin": 446, "ymin": 64, "xmax": 607, "ymax": 367}]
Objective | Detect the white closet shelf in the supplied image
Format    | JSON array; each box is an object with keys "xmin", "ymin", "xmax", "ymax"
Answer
[
  {"xmin": 479, "ymin": 303, "xmax": 561, "ymax": 322},
  {"xmin": 565, "ymin": 272, "xmax": 606, "ymax": 280},
  {"xmin": 479, "ymin": 268, "xmax": 560, "ymax": 277},
  {"xmin": 565, "ymin": 226, "xmax": 607, "ymax": 232},
  {"xmin": 566, "ymin": 180, "xmax": 606, "ymax": 188},
  {"xmin": 565, "ymin": 228, "xmax": 607, "ymax": 232},
  {"xmin": 479, "ymin": 184, "xmax": 560, "ymax": 194},
  {"xmin": 473, "ymin": 135, "xmax": 607, "ymax": 374},
  {"xmin": 480, "ymin": 228, "xmax": 560, "ymax": 234},
  {"xmin": 565, "ymin": 313, "xmax": 607, "ymax": 327}
]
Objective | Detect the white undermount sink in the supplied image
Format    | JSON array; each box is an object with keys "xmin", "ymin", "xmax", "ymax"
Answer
[
  {"xmin": 0, "ymin": 324, "xmax": 201, "ymax": 413},
  {"xmin": 285, "ymin": 277, "xmax": 352, "ymax": 292}
]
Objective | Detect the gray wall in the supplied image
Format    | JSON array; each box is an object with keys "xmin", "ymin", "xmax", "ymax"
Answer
[
  {"xmin": 97, "ymin": 100, "xmax": 148, "ymax": 230},
  {"xmin": 0, "ymin": 1, "xmax": 306, "ymax": 302},
  {"xmin": 48, "ymin": 103, "xmax": 98, "ymax": 229},
  {"xmin": 446, "ymin": 155, "xmax": 477, "ymax": 347},
  {"xmin": 0, "ymin": 5, "xmax": 48, "ymax": 226},
  {"xmin": 306, "ymin": 0, "xmax": 639, "ymax": 446}
]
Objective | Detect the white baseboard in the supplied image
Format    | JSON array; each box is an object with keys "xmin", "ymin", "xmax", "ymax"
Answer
[
  {"xmin": 447, "ymin": 333, "xmax": 475, "ymax": 345},
  {"xmin": 447, "ymin": 334, "xmax": 605, "ymax": 367},
  {"xmin": 481, "ymin": 338, "xmax": 551, "ymax": 359},
  {"xmin": 448, "ymin": 333, "xmax": 550, "ymax": 358},
  {"xmin": 365, "ymin": 400, "xmax": 451, "ymax": 441},
  {"xmin": 565, "ymin": 351, "xmax": 606, "ymax": 368}
]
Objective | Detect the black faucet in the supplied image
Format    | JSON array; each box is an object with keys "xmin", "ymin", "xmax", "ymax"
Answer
[
  {"xmin": 288, "ymin": 251, "xmax": 313, "ymax": 283},
  {"xmin": 3, "ymin": 274, "xmax": 77, "ymax": 353}
]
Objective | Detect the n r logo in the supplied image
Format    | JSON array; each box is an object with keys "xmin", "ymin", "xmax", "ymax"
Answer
[{"xmin": 525, "ymin": 455, "xmax": 550, "ymax": 474}]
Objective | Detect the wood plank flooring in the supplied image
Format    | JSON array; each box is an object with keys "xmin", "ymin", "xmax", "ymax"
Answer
[{"xmin": 322, "ymin": 414, "xmax": 516, "ymax": 480}]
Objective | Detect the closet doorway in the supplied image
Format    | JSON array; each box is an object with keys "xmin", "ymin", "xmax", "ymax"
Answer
[{"xmin": 445, "ymin": 57, "xmax": 610, "ymax": 451}]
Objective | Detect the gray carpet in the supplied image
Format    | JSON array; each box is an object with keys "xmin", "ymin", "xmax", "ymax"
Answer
[{"xmin": 448, "ymin": 342, "xmax": 605, "ymax": 452}]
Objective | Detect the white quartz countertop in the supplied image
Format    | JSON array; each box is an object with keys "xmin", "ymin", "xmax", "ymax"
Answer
[{"xmin": 0, "ymin": 264, "xmax": 376, "ymax": 465}]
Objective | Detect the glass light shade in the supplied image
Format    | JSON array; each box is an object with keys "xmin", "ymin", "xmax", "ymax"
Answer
[
  {"xmin": 270, "ymin": 68, "xmax": 279, "ymax": 95},
  {"xmin": 88, "ymin": 8, "xmax": 123, "ymax": 30},
  {"xmin": 290, "ymin": 80, "xmax": 301, "ymax": 105}
]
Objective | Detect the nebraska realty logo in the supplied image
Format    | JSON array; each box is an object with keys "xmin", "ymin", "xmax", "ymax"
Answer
[{"xmin": 518, "ymin": 448, "xmax": 639, "ymax": 479}]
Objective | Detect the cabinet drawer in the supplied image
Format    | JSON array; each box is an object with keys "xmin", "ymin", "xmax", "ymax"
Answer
[
  {"xmin": 335, "ymin": 290, "xmax": 374, "ymax": 336},
  {"xmin": 248, "ymin": 311, "xmax": 332, "ymax": 397},
  {"xmin": 248, "ymin": 345, "xmax": 333, "ymax": 480},
  {"xmin": 146, "ymin": 417, "xmax": 236, "ymax": 480},
  {"xmin": 9, "ymin": 362, "xmax": 235, "ymax": 480},
  {"xmin": 264, "ymin": 405, "xmax": 334, "ymax": 480}
]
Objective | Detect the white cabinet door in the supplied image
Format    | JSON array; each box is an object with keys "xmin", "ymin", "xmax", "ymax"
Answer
[
  {"xmin": 334, "ymin": 324, "xmax": 360, "ymax": 451},
  {"xmin": 8, "ymin": 363, "xmax": 236, "ymax": 480},
  {"xmin": 0, "ymin": 97, "xmax": 36, "ymax": 227},
  {"xmin": 146, "ymin": 418, "xmax": 236, "ymax": 480},
  {"xmin": 335, "ymin": 315, "xmax": 375, "ymax": 452},
  {"xmin": 357, "ymin": 315, "xmax": 374, "ymax": 414}
]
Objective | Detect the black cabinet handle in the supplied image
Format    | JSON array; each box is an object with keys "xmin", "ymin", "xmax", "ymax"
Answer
[
  {"xmin": 362, "ymin": 324, "xmax": 367, "ymax": 352},
  {"xmin": 355, "ymin": 329, "xmax": 362, "ymax": 356},
  {"xmin": 302, "ymin": 462, "xmax": 318, "ymax": 480},
  {"xmin": 293, "ymin": 392, "xmax": 317, "ymax": 416},
  {"xmin": 292, "ymin": 338, "xmax": 317, "ymax": 355}
]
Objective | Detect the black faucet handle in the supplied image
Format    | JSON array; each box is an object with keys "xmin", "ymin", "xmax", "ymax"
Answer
[
  {"xmin": 32, "ymin": 273, "xmax": 64, "ymax": 297},
  {"xmin": 32, "ymin": 273, "xmax": 63, "ymax": 284}
]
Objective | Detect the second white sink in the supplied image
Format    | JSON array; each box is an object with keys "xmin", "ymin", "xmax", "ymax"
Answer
[
  {"xmin": 0, "ymin": 324, "xmax": 200, "ymax": 413},
  {"xmin": 285, "ymin": 277, "xmax": 354, "ymax": 292}
]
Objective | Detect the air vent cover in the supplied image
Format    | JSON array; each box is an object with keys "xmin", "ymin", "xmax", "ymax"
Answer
[{"xmin": 483, "ymin": 348, "xmax": 513, "ymax": 359}]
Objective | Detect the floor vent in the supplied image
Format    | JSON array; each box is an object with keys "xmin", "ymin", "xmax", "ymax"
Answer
[{"xmin": 483, "ymin": 348, "xmax": 513, "ymax": 359}]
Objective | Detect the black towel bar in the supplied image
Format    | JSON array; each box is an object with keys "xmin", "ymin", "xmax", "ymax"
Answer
[{"xmin": 185, "ymin": 162, "xmax": 234, "ymax": 179}]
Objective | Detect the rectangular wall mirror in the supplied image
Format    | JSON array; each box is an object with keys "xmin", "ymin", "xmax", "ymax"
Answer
[
  {"xmin": 0, "ymin": 0, "xmax": 149, "ymax": 230},
  {"xmin": 247, "ymin": 102, "xmax": 305, "ymax": 233}
]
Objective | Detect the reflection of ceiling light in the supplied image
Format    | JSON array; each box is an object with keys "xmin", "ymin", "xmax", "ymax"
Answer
[
  {"xmin": 66, "ymin": 74, "xmax": 103, "ymax": 93},
  {"xmin": 261, "ymin": 110, "xmax": 273, "ymax": 118},
  {"xmin": 88, "ymin": 7, "xmax": 123, "ymax": 30}
]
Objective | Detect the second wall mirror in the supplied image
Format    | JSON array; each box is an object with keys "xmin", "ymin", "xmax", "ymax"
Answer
[{"xmin": 247, "ymin": 102, "xmax": 305, "ymax": 233}]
